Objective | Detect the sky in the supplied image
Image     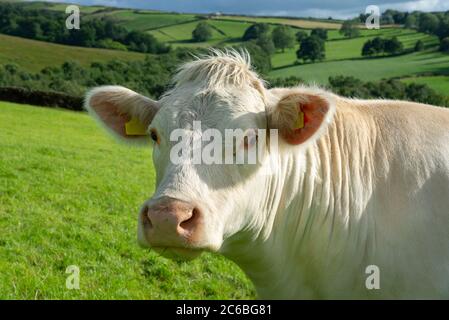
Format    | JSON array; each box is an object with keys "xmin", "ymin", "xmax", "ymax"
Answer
[{"xmin": 41, "ymin": 0, "xmax": 449, "ymax": 19}]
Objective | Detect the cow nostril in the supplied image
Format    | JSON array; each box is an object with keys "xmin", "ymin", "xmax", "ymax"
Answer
[
  {"xmin": 179, "ymin": 207, "xmax": 200, "ymax": 232},
  {"xmin": 141, "ymin": 205, "xmax": 153, "ymax": 229}
]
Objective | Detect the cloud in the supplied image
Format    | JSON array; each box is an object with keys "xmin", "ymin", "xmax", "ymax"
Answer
[{"xmin": 382, "ymin": 0, "xmax": 449, "ymax": 12}]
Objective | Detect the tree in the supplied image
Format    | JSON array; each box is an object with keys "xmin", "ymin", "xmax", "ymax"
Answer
[
  {"xmin": 239, "ymin": 42, "xmax": 272, "ymax": 74},
  {"xmin": 414, "ymin": 39, "xmax": 424, "ymax": 51},
  {"xmin": 362, "ymin": 39, "xmax": 377, "ymax": 56},
  {"xmin": 242, "ymin": 23, "xmax": 269, "ymax": 41},
  {"xmin": 362, "ymin": 36, "xmax": 403, "ymax": 56},
  {"xmin": 418, "ymin": 13, "xmax": 439, "ymax": 34},
  {"xmin": 192, "ymin": 21, "xmax": 213, "ymax": 42},
  {"xmin": 359, "ymin": 13, "xmax": 370, "ymax": 23},
  {"xmin": 362, "ymin": 37, "xmax": 386, "ymax": 56},
  {"xmin": 295, "ymin": 30, "xmax": 307, "ymax": 43},
  {"xmin": 371, "ymin": 37, "xmax": 385, "ymax": 53},
  {"xmin": 440, "ymin": 37, "xmax": 449, "ymax": 53},
  {"xmin": 296, "ymin": 35, "xmax": 325, "ymax": 62},
  {"xmin": 339, "ymin": 20, "xmax": 360, "ymax": 38},
  {"xmin": 255, "ymin": 33, "xmax": 275, "ymax": 55},
  {"xmin": 381, "ymin": 13, "xmax": 395, "ymax": 25},
  {"xmin": 436, "ymin": 17, "xmax": 449, "ymax": 39},
  {"xmin": 405, "ymin": 14, "xmax": 417, "ymax": 29},
  {"xmin": 0, "ymin": 2, "xmax": 168, "ymax": 54},
  {"xmin": 310, "ymin": 28, "xmax": 327, "ymax": 40},
  {"xmin": 384, "ymin": 37, "xmax": 403, "ymax": 54},
  {"xmin": 272, "ymin": 25, "xmax": 295, "ymax": 52}
]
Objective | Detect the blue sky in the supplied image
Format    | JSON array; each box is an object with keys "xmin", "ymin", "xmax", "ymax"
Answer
[{"xmin": 42, "ymin": 0, "xmax": 449, "ymax": 19}]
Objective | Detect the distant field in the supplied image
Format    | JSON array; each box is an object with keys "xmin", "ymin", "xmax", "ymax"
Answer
[
  {"xmin": 217, "ymin": 15, "xmax": 342, "ymax": 29},
  {"xmin": 271, "ymin": 29, "xmax": 439, "ymax": 68},
  {"xmin": 1, "ymin": 1, "xmax": 448, "ymax": 97},
  {"xmin": 106, "ymin": 11, "xmax": 198, "ymax": 31},
  {"xmin": 0, "ymin": 34, "xmax": 145, "ymax": 72},
  {"xmin": 269, "ymin": 51, "xmax": 449, "ymax": 84},
  {"xmin": 148, "ymin": 19, "xmax": 250, "ymax": 47},
  {"xmin": 19, "ymin": 1, "xmax": 107, "ymax": 13},
  {"xmin": 148, "ymin": 20, "xmax": 226, "ymax": 47},
  {"xmin": 0, "ymin": 101, "xmax": 255, "ymax": 299}
]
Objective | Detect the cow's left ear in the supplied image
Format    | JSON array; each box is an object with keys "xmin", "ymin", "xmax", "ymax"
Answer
[
  {"xmin": 267, "ymin": 89, "xmax": 335, "ymax": 145},
  {"xmin": 85, "ymin": 86, "xmax": 159, "ymax": 144}
]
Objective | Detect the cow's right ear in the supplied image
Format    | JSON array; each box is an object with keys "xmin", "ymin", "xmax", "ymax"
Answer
[
  {"xmin": 85, "ymin": 86, "xmax": 159, "ymax": 143},
  {"xmin": 267, "ymin": 88, "xmax": 335, "ymax": 146}
]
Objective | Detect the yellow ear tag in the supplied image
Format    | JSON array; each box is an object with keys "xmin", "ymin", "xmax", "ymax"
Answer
[
  {"xmin": 294, "ymin": 111, "xmax": 305, "ymax": 129},
  {"xmin": 125, "ymin": 117, "xmax": 147, "ymax": 136}
]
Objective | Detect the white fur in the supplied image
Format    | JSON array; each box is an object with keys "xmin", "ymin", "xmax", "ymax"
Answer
[{"xmin": 86, "ymin": 50, "xmax": 449, "ymax": 299}]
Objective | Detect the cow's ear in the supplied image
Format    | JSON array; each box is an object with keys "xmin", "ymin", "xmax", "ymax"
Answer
[
  {"xmin": 85, "ymin": 86, "xmax": 159, "ymax": 143},
  {"xmin": 268, "ymin": 89, "xmax": 335, "ymax": 145}
]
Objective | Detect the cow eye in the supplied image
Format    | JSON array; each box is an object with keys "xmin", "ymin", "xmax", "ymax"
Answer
[{"xmin": 150, "ymin": 129, "xmax": 159, "ymax": 144}]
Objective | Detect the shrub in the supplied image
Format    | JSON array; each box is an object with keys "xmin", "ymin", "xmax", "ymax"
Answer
[
  {"xmin": 242, "ymin": 23, "xmax": 270, "ymax": 41},
  {"xmin": 440, "ymin": 37, "xmax": 449, "ymax": 53},
  {"xmin": 296, "ymin": 35, "xmax": 325, "ymax": 62},
  {"xmin": 414, "ymin": 40, "xmax": 424, "ymax": 52},
  {"xmin": 192, "ymin": 22, "xmax": 213, "ymax": 42},
  {"xmin": 272, "ymin": 25, "xmax": 295, "ymax": 52},
  {"xmin": 310, "ymin": 28, "xmax": 328, "ymax": 40},
  {"xmin": 339, "ymin": 20, "xmax": 360, "ymax": 38}
]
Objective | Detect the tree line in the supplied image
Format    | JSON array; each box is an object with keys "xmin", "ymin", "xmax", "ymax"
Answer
[
  {"xmin": 270, "ymin": 75, "xmax": 448, "ymax": 107},
  {"xmin": 1, "ymin": 52, "xmax": 446, "ymax": 108},
  {"xmin": 0, "ymin": 2, "xmax": 169, "ymax": 54},
  {"xmin": 0, "ymin": 45, "xmax": 271, "ymax": 98}
]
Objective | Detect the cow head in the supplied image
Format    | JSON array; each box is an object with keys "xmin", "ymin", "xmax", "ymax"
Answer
[{"xmin": 85, "ymin": 50, "xmax": 335, "ymax": 261}]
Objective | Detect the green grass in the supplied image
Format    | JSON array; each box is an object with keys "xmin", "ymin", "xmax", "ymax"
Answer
[
  {"xmin": 147, "ymin": 19, "xmax": 251, "ymax": 47},
  {"xmin": 208, "ymin": 20, "xmax": 252, "ymax": 39},
  {"xmin": 0, "ymin": 101, "xmax": 255, "ymax": 299},
  {"xmin": 108, "ymin": 11, "xmax": 199, "ymax": 31},
  {"xmin": 148, "ymin": 20, "xmax": 234, "ymax": 47},
  {"xmin": 401, "ymin": 75, "xmax": 449, "ymax": 96},
  {"xmin": 269, "ymin": 50, "xmax": 449, "ymax": 84},
  {"xmin": 271, "ymin": 29, "xmax": 439, "ymax": 69},
  {"xmin": 0, "ymin": 34, "xmax": 145, "ymax": 72}
]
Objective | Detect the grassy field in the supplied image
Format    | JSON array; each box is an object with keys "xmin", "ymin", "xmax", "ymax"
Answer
[
  {"xmin": 148, "ymin": 20, "xmax": 230, "ymax": 46},
  {"xmin": 148, "ymin": 19, "xmax": 250, "ymax": 47},
  {"xmin": 0, "ymin": 101, "xmax": 255, "ymax": 299},
  {"xmin": 0, "ymin": 34, "xmax": 145, "ymax": 72},
  {"xmin": 271, "ymin": 29, "xmax": 439, "ymax": 68},
  {"xmin": 105, "ymin": 11, "xmax": 198, "ymax": 31},
  {"xmin": 217, "ymin": 15, "xmax": 342, "ymax": 29},
  {"xmin": 0, "ymin": 1, "xmax": 448, "ymax": 94},
  {"xmin": 269, "ymin": 50, "xmax": 449, "ymax": 84}
]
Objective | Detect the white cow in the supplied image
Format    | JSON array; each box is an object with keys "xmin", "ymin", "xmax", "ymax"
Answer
[{"xmin": 85, "ymin": 50, "xmax": 449, "ymax": 299}]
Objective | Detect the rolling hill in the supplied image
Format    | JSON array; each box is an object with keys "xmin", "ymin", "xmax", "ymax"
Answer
[
  {"xmin": 0, "ymin": 0, "xmax": 448, "ymax": 95},
  {"xmin": 0, "ymin": 34, "xmax": 145, "ymax": 72},
  {"xmin": 269, "ymin": 50, "xmax": 449, "ymax": 84},
  {"xmin": 1, "ymin": 0, "xmax": 448, "ymax": 300}
]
